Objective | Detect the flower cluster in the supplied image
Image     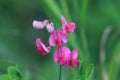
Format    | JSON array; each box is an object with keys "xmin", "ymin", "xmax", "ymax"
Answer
[{"xmin": 33, "ymin": 16, "xmax": 79, "ymax": 69}]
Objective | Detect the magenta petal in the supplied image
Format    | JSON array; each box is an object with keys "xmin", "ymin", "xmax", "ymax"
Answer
[
  {"xmin": 62, "ymin": 47, "xmax": 71, "ymax": 60},
  {"xmin": 61, "ymin": 16, "xmax": 76, "ymax": 33},
  {"xmin": 36, "ymin": 38, "xmax": 49, "ymax": 55},
  {"xmin": 54, "ymin": 47, "xmax": 71, "ymax": 65},
  {"xmin": 61, "ymin": 16, "xmax": 67, "ymax": 28},
  {"xmin": 49, "ymin": 30, "xmax": 68, "ymax": 46},
  {"xmin": 71, "ymin": 49, "xmax": 78, "ymax": 59},
  {"xmin": 66, "ymin": 22, "xmax": 76, "ymax": 33},
  {"xmin": 71, "ymin": 59, "xmax": 79, "ymax": 68},
  {"xmin": 54, "ymin": 48, "xmax": 65, "ymax": 65},
  {"xmin": 61, "ymin": 16, "xmax": 67, "ymax": 33}
]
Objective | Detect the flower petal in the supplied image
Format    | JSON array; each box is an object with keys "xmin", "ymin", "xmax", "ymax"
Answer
[
  {"xmin": 66, "ymin": 22, "xmax": 76, "ymax": 33},
  {"xmin": 36, "ymin": 38, "xmax": 42, "ymax": 47},
  {"xmin": 49, "ymin": 30, "xmax": 68, "ymax": 46},
  {"xmin": 62, "ymin": 47, "xmax": 71, "ymax": 58},
  {"xmin": 33, "ymin": 20, "xmax": 48, "ymax": 30},
  {"xmin": 71, "ymin": 49, "xmax": 78, "ymax": 59},
  {"xmin": 33, "ymin": 20, "xmax": 45, "ymax": 29},
  {"xmin": 61, "ymin": 16, "xmax": 76, "ymax": 33},
  {"xmin": 54, "ymin": 47, "xmax": 71, "ymax": 65},
  {"xmin": 62, "ymin": 16, "xmax": 67, "ymax": 28},
  {"xmin": 61, "ymin": 16, "xmax": 67, "ymax": 33},
  {"xmin": 71, "ymin": 59, "xmax": 79, "ymax": 68},
  {"xmin": 46, "ymin": 23, "xmax": 54, "ymax": 33},
  {"xmin": 36, "ymin": 38, "xmax": 49, "ymax": 55}
]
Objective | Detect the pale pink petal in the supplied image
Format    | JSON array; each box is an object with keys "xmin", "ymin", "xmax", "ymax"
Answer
[
  {"xmin": 49, "ymin": 30, "xmax": 68, "ymax": 46},
  {"xmin": 33, "ymin": 20, "xmax": 45, "ymax": 29},
  {"xmin": 71, "ymin": 49, "xmax": 78, "ymax": 59},
  {"xmin": 46, "ymin": 23, "xmax": 54, "ymax": 33},
  {"xmin": 40, "ymin": 42, "xmax": 49, "ymax": 53},
  {"xmin": 43, "ymin": 19, "xmax": 49, "ymax": 26},
  {"xmin": 33, "ymin": 20, "xmax": 48, "ymax": 30},
  {"xmin": 66, "ymin": 22, "xmax": 76, "ymax": 33}
]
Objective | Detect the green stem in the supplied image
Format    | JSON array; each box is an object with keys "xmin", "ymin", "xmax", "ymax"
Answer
[
  {"xmin": 59, "ymin": 65, "xmax": 62, "ymax": 80},
  {"xmin": 100, "ymin": 27, "xmax": 112, "ymax": 80}
]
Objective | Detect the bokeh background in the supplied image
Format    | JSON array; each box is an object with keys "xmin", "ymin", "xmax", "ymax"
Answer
[{"xmin": 0, "ymin": 0, "xmax": 120, "ymax": 80}]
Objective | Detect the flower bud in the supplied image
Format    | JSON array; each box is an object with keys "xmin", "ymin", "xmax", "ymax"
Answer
[
  {"xmin": 33, "ymin": 20, "xmax": 49, "ymax": 30},
  {"xmin": 46, "ymin": 23, "xmax": 54, "ymax": 33}
]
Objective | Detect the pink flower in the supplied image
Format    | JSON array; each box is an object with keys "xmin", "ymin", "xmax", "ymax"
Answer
[
  {"xmin": 36, "ymin": 38, "xmax": 51, "ymax": 55},
  {"xmin": 33, "ymin": 20, "xmax": 48, "ymax": 29},
  {"xmin": 66, "ymin": 49, "xmax": 79, "ymax": 69},
  {"xmin": 33, "ymin": 16, "xmax": 79, "ymax": 70},
  {"xmin": 61, "ymin": 16, "xmax": 76, "ymax": 33},
  {"xmin": 46, "ymin": 22, "xmax": 54, "ymax": 33},
  {"xmin": 49, "ymin": 30, "xmax": 68, "ymax": 47},
  {"xmin": 54, "ymin": 47, "xmax": 70, "ymax": 65}
]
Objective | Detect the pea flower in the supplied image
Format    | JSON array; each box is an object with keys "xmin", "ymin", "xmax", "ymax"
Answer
[
  {"xmin": 66, "ymin": 49, "xmax": 79, "ymax": 69},
  {"xmin": 61, "ymin": 16, "xmax": 76, "ymax": 33},
  {"xmin": 33, "ymin": 16, "xmax": 79, "ymax": 70},
  {"xmin": 49, "ymin": 30, "xmax": 68, "ymax": 47},
  {"xmin": 36, "ymin": 38, "xmax": 51, "ymax": 55}
]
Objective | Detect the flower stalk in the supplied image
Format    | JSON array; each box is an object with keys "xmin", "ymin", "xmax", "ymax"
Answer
[{"xmin": 59, "ymin": 65, "xmax": 62, "ymax": 80}]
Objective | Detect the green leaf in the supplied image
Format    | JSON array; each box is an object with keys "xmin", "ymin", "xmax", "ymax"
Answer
[
  {"xmin": 16, "ymin": 65, "xmax": 30, "ymax": 80},
  {"xmin": 108, "ymin": 41, "xmax": 120, "ymax": 80},
  {"xmin": 81, "ymin": 64, "xmax": 94, "ymax": 80},
  {"xmin": 70, "ymin": 68, "xmax": 80, "ymax": 80},
  {"xmin": 80, "ymin": 29, "xmax": 91, "ymax": 62},
  {"xmin": 7, "ymin": 66, "xmax": 18, "ymax": 77},
  {"xmin": 0, "ymin": 65, "xmax": 29, "ymax": 80},
  {"xmin": 0, "ymin": 74, "xmax": 12, "ymax": 80},
  {"xmin": 7, "ymin": 66, "xmax": 21, "ymax": 80}
]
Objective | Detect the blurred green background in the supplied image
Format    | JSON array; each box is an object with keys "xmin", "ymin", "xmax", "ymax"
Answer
[{"xmin": 0, "ymin": 0, "xmax": 120, "ymax": 80}]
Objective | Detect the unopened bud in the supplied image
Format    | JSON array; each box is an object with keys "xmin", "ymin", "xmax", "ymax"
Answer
[{"xmin": 46, "ymin": 23, "xmax": 54, "ymax": 33}]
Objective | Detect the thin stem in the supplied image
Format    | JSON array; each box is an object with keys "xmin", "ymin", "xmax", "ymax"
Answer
[
  {"xmin": 100, "ymin": 26, "xmax": 112, "ymax": 80},
  {"xmin": 59, "ymin": 65, "xmax": 62, "ymax": 80}
]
